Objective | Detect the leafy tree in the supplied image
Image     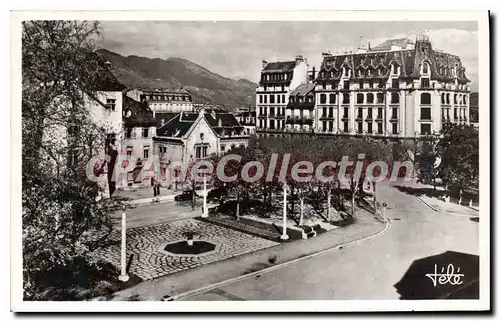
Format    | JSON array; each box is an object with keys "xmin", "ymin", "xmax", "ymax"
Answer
[
  {"xmin": 22, "ymin": 21, "xmax": 120, "ymax": 299},
  {"xmin": 417, "ymin": 134, "xmax": 440, "ymax": 190},
  {"xmin": 436, "ymin": 123, "xmax": 479, "ymax": 192}
]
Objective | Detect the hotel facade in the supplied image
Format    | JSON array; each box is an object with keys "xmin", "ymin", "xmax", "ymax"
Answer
[{"xmin": 256, "ymin": 36, "xmax": 471, "ymax": 139}]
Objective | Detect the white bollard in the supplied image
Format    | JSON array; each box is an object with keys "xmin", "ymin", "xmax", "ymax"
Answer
[{"xmin": 118, "ymin": 206, "xmax": 129, "ymax": 282}]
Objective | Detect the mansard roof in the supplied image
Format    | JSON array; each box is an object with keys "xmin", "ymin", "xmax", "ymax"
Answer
[
  {"xmin": 262, "ymin": 61, "xmax": 296, "ymax": 73},
  {"xmin": 290, "ymin": 83, "xmax": 315, "ymax": 96},
  {"xmin": 316, "ymin": 39, "xmax": 470, "ymax": 84},
  {"xmin": 122, "ymin": 96, "xmax": 156, "ymax": 128}
]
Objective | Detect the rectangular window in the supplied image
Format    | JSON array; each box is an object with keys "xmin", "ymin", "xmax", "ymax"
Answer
[
  {"xmin": 421, "ymin": 124, "xmax": 431, "ymax": 135},
  {"xmin": 329, "ymin": 121, "xmax": 333, "ymax": 131},
  {"xmin": 203, "ymin": 146, "xmax": 208, "ymax": 158},
  {"xmin": 142, "ymin": 127, "xmax": 149, "ymax": 138},
  {"xmin": 143, "ymin": 147, "xmax": 149, "ymax": 159},
  {"xmin": 259, "ymin": 95, "xmax": 263, "ymax": 104},
  {"xmin": 392, "ymin": 108, "xmax": 398, "ymax": 119},
  {"xmin": 392, "ymin": 79, "xmax": 399, "ymax": 89},
  {"xmin": 270, "ymin": 119, "xmax": 275, "ymax": 129},
  {"xmin": 392, "ymin": 123, "xmax": 398, "ymax": 135},
  {"xmin": 322, "ymin": 121, "xmax": 327, "ymax": 130},
  {"xmin": 367, "ymin": 108, "xmax": 373, "ymax": 119},
  {"xmin": 378, "ymin": 123, "xmax": 383, "ymax": 134},
  {"xmin": 367, "ymin": 122, "xmax": 373, "ymax": 134},
  {"xmin": 264, "ymin": 95, "xmax": 267, "ymax": 104},
  {"xmin": 343, "ymin": 107, "xmax": 349, "ymax": 118},
  {"xmin": 357, "ymin": 107, "xmax": 363, "ymax": 119},
  {"xmin": 322, "ymin": 107, "xmax": 327, "ymax": 116},
  {"xmin": 343, "ymin": 93, "xmax": 350, "ymax": 104},
  {"xmin": 343, "ymin": 81, "xmax": 349, "ymax": 90},
  {"xmin": 328, "ymin": 107, "xmax": 333, "ymax": 117},
  {"xmin": 343, "ymin": 122, "xmax": 349, "ymax": 133},
  {"xmin": 270, "ymin": 95, "xmax": 275, "ymax": 104},
  {"xmin": 454, "ymin": 108, "xmax": 458, "ymax": 120},
  {"xmin": 220, "ymin": 144, "xmax": 225, "ymax": 153},
  {"xmin": 277, "ymin": 95, "xmax": 281, "ymax": 104},
  {"xmin": 359, "ymin": 81, "xmax": 364, "ymax": 89},
  {"xmin": 376, "ymin": 93, "xmax": 384, "ymax": 104},
  {"xmin": 421, "ymin": 108, "xmax": 431, "ymax": 120},
  {"xmin": 196, "ymin": 146, "xmax": 201, "ymax": 159},
  {"xmin": 270, "ymin": 107, "xmax": 275, "ymax": 116},
  {"xmin": 282, "ymin": 94, "xmax": 285, "ymax": 103},
  {"xmin": 106, "ymin": 99, "xmax": 116, "ymax": 111},
  {"xmin": 421, "ymin": 78, "xmax": 430, "ymax": 88},
  {"xmin": 357, "ymin": 122, "xmax": 363, "ymax": 134},
  {"xmin": 377, "ymin": 107, "xmax": 383, "ymax": 119}
]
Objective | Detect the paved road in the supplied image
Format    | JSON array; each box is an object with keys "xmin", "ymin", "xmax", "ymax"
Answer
[{"xmin": 183, "ymin": 182, "xmax": 479, "ymax": 300}]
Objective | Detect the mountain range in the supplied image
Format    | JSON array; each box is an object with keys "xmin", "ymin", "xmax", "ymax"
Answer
[{"xmin": 96, "ymin": 49, "xmax": 257, "ymax": 111}]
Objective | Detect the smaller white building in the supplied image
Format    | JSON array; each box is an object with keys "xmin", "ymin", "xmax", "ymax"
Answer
[{"xmin": 153, "ymin": 110, "xmax": 251, "ymax": 189}]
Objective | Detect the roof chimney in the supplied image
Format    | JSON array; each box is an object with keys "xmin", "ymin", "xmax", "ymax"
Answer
[
  {"xmin": 262, "ymin": 59, "xmax": 268, "ymax": 69},
  {"xmin": 295, "ymin": 55, "xmax": 304, "ymax": 64},
  {"xmin": 368, "ymin": 42, "xmax": 371, "ymax": 51}
]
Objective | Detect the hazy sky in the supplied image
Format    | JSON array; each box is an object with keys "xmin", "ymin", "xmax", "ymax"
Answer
[{"xmin": 97, "ymin": 21, "xmax": 478, "ymax": 90}]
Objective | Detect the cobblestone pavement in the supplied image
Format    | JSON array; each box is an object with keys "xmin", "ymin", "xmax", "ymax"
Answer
[{"xmin": 94, "ymin": 218, "xmax": 279, "ymax": 280}]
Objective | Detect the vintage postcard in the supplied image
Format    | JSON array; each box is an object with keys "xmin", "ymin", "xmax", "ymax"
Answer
[{"xmin": 10, "ymin": 10, "xmax": 490, "ymax": 312}]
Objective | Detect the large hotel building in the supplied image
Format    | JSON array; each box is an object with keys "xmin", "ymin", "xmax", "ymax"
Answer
[{"xmin": 256, "ymin": 35, "xmax": 471, "ymax": 138}]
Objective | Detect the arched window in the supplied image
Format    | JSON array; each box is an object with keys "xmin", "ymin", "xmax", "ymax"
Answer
[
  {"xmin": 343, "ymin": 67, "xmax": 350, "ymax": 77},
  {"xmin": 391, "ymin": 93, "xmax": 399, "ymax": 104},
  {"xmin": 329, "ymin": 94, "xmax": 336, "ymax": 104},
  {"xmin": 441, "ymin": 93, "xmax": 446, "ymax": 104},
  {"xmin": 367, "ymin": 93, "xmax": 374, "ymax": 104},
  {"xmin": 422, "ymin": 62, "xmax": 429, "ymax": 74},
  {"xmin": 421, "ymin": 93, "xmax": 431, "ymax": 105},
  {"xmin": 391, "ymin": 62, "xmax": 398, "ymax": 75},
  {"xmin": 320, "ymin": 94, "xmax": 327, "ymax": 104},
  {"xmin": 358, "ymin": 69, "xmax": 363, "ymax": 77},
  {"xmin": 357, "ymin": 93, "xmax": 364, "ymax": 104}
]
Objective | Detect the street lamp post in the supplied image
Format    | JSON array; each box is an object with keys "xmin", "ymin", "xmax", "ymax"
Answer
[
  {"xmin": 202, "ymin": 171, "xmax": 208, "ymax": 218},
  {"xmin": 118, "ymin": 205, "xmax": 129, "ymax": 282},
  {"xmin": 200, "ymin": 133, "xmax": 208, "ymax": 218},
  {"xmin": 281, "ymin": 183, "xmax": 289, "ymax": 240}
]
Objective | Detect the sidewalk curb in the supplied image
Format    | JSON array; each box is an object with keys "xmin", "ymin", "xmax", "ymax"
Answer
[
  {"xmin": 125, "ymin": 195, "xmax": 175, "ymax": 206},
  {"xmin": 165, "ymin": 215, "xmax": 391, "ymax": 301},
  {"xmin": 415, "ymin": 196, "xmax": 479, "ymax": 217},
  {"xmin": 415, "ymin": 195, "xmax": 438, "ymax": 212}
]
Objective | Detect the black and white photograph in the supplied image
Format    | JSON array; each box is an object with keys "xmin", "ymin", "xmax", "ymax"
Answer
[{"xmin": 10, "ymin": 10, "xmax": 490, "ymax": 312}]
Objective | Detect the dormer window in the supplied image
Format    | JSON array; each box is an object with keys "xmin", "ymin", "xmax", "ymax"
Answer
[
  {"xmin": 422, "ymin": 62, "xmax": 430, "ymax": 75},
  {"xmin": 343, "ymin": 67, "xmax": 350, "ymax": 77},
  {"xmin": 391, "ymin": 63, "xmax": 398, "ymax": 75}
]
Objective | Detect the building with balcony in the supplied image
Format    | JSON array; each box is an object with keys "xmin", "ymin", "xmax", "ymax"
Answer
[
  {"xmin": 153, "ymin": 109, "xmax": 250, "ymax": 187},
  {"xmin": 256, "ymin": 55, "xmax": 309, "ymax": 135},
  {"xmin": 314, "ymin": 35, "xmax": 471, "ymax": 138},
  {"xmin": 286, "ymin": 83, "xmax": 315, "ymax": 132}
]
